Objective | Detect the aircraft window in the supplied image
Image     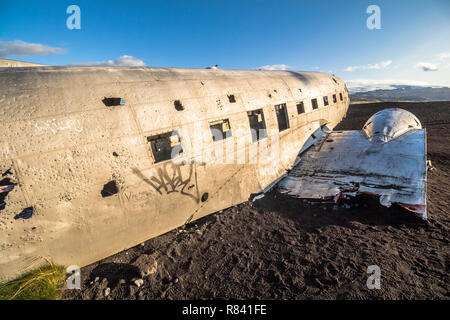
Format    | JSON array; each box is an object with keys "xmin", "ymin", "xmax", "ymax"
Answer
[
  {"xmin": 247, "ymin": 109, "xmax": 267, "ymax": 142},
  {"xmin": 210, "ymin": 119, "xmax": 232, "ymax": 142},
  {"xmin": 275, "ymin": 103, "xmax": 290, "ymax": 132},
  {"xmin": 333, "ymin": 94, "xmax": 337, "ymax": 103},
  {"xmin": 147, "ymin": 130, "xmax": 183, "ymax": 163},
  {"xmin": 103, "ymin": 97, "xmax": 125, "ymax": 107},
  {"xmin": 340, "ymin": 93, "xmax": 343, "ymax": 101},
  {"xmin": 323, "ymin": 96, "xmax": 329, "ymax": 106},
  {"xmin": 174, "ymin": 100, "xmax": 184, "ymax": 111},
  {"xmin": 101, "ymin": 180, "xmax": 119, "ymax": 198},
  {"xmin": 311, "ymin": 98, "xmax": 319, "ymax": 110},
  {"xmin": 228, "ymin": 95, "xmax": 236, "ymax": 103},
  {"xmin": 297, "ymin": 101, "xmax": 305, "ymax": 114}
]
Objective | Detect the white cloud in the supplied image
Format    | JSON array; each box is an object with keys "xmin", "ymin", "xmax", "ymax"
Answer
[
  {"xmin": 344, "ymin": 60, "xmax": 392, "ymax": 72},
  {"xmin": 438, "ymin": 52, "xmax": 450, "ymax": 60},
  {"xmin": 346, "ymin": 79, "xmax": 431, "ymax": 93},
  {"xmin": 0, "ymin": 39, "xmax": 66, "ymax": 57},
  {"xmin": 258, "ymin": 64, "xmax": 289, "ymax": 71},
  {"xmin": 71, "ymin": 55, "xmax": 146, "ymax": 67},
  {"xmin": 414, "ymin": 62, "xmax": 438, "ymax": 72}
]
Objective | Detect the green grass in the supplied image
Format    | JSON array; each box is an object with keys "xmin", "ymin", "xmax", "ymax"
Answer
[{"xmin": 0, "ymin": 262, "xmax": 66, "ymax": 300}]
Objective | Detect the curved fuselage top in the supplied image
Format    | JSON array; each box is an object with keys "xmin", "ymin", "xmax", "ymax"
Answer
[{"xmin": 0, "ymin": 66, "xmax": 345, "ymax": 128}]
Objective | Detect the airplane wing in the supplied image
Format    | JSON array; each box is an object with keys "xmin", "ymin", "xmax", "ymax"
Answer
[{"xmin": 278, "ymin": 108, "xmax": 427, "ymax": 219}]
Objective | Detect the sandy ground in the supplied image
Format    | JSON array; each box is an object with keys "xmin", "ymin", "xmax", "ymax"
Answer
[{"xmin": 62, "ymin": 102, "xmax": 449, "ymax": 300}]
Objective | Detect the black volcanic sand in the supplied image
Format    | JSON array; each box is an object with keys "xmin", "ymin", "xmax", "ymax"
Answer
[{"xmin": 62, "ymin": 102, "xmax": 449, "ymax": 300}]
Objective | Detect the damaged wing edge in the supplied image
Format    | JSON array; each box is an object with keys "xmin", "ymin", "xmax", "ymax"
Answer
[{"xmin": 278, "ymin": 108, "xmax": 428, "ymax": 220}]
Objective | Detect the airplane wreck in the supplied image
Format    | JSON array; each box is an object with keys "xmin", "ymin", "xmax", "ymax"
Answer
[{"xmin": 0, "ymin": 65, "xmax": 426, "ymax": 281}]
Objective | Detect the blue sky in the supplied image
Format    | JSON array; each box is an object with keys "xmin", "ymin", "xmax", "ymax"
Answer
[{"xmin": 1, "ymin": 0, "xmax": 449, "ymax": 90}]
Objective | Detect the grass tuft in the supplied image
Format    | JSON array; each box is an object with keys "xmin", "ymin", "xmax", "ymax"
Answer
[{"xmin": 0, "ymin": 260, "xmax": 66, "ymax": 300}]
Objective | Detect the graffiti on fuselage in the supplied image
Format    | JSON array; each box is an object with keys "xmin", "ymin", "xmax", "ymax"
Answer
[{"xmin": 132, "ymin": 162, "xmax": 200, "ymax": 203}]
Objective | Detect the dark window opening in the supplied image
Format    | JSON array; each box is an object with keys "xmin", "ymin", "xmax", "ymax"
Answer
[
  {"xmin": 299, "ymin": 89, "xmax": 302, "ymax": 93},
  {"xmin": 103, "ymin": 97, "xmax": 125, "ymax": 107},
  {"xmin": 332, "ymin": 77, "xmax": 338, "ymax": 84},
  {"xmin": 297, "ymin": 102, "xmax": 305, "ymax": 114},
  {"xmin": 210, "ymin": 119, "xmax": 232, "ymax": 142},
  {"xmin": 275, "ymin": 103, "xmax": 290, "ymax": 132},
  {"xmin": 201, "ymin": 193, "xmax": 209, "ymax": 202},
  {"xmin": 340, "ymin": 93, "xmax": 343, "ymax": 101},
  {"xmin": 174, "ymin": 100, "xmax": 184, "ymax": 111},
  {"xmin": 247, "ymin": 109, "xmax": 267, "ymax": 142},
  {"xmin": 147, "ymin": 130, "xmax": 183, "ymax": 163},
  {"xmin": 323, "ymin": 96, "xmax": 329, "ymax": 106},
  {"xmin": 311, "ymin": 98, "xmax": 319, "ymax": 110},
  {"xmin": 228, "ymin": 95, "xmax": 236, "ymax": 103},
  {"xmin": 14, "ymin": 207, "xmax": 34, "ymax": 220},
  {"xmin": 333, "ymin": 94, "xmax": 337, "ymax": 103},
  {"xmin": 101, "ymin": 180, "xmax": 119, "ymax": 198}
]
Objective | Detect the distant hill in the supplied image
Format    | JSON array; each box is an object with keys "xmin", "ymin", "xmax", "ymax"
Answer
[{"xmin": 350, "ymin": 86, "xmax": 450, "ymax": 102}]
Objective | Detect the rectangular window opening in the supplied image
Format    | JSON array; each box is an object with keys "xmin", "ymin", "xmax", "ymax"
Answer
[
  {"xmin": 210, "ymin": 119, "xmax": 232, "ymax": 142},
  {"xmin": 333, "ymin": 94, "xmax": 337, "ymax": 103},
  {"xmin": 247, "ymin": 109, "xmax": 267, "ymax": 142},
  {"xmin": 340, "ymin": 93, "xmax": 343, "ymax": 101},
  {"xmin": 228, "ymin": 95, "xmax": 236, "ymax": 103},
  {"xmin": 323, "ymin": 96, "xmax": 329, "ymax": 106},
  {"xmin": 297, "ymin": 101, "xmax": 305, "ymax": 114},
  {"xmin": 174, "ymin": 100, "xmax": 184, "ymax": 111},
  {"xmin": 275, "ymin": 103, "xmax": 290, "ymax": 132},
  {"xmin": 103, "ymin": 97, "xmax": 125, "ymax": 107},
  {"xmin": 147, "ymin": 130, "xmax": 183, "ymax": 163},
  {"xmin": 311, "ymin": 98, "xmax": 318, "ymax": 110}
]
